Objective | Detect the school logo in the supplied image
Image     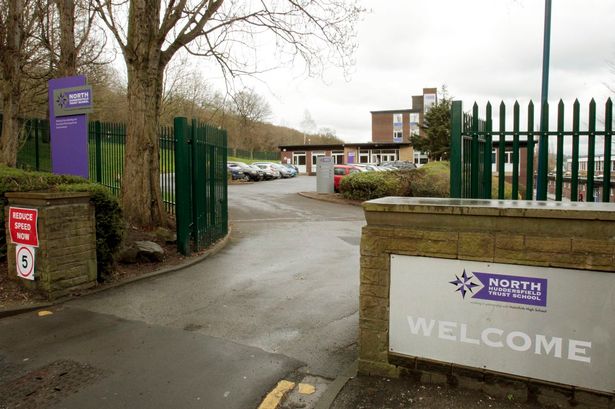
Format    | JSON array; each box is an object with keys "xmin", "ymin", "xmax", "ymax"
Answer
[{"xmin": 450, "ymin": 271, "xmax": 548, "ymax": 307}]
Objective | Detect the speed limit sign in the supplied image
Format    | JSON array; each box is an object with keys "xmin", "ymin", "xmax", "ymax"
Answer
[{"xmin": 16, "ymin": 245, "xmax": 35, "ymax": 280}]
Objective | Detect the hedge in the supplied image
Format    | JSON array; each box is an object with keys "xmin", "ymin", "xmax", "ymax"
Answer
[
  {"xmin": 340, "ymin": 161, "xmax": 517, "ymax": 201},
  {"xmin": 0, "ymin": 166, "xmax": 124, "ymax": 279}
]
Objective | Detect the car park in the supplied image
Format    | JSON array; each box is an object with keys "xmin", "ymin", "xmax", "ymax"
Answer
[{"xmin": 334, "ymin": 164, "xmax": 362, "ymax": 192}]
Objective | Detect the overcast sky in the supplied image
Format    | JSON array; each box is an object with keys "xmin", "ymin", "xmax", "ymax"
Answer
[{"xmin": 214, "ymin": 0, "xmax": 615, "ymax": 143}]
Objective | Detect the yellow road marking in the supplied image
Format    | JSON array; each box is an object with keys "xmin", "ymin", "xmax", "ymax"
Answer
[
  {"xmin": 37, "ymin": 310, "xmax": 53, "ymax": 317},
  {"xmin": 258, "ymin": 380, "xmax": 295, "ymax": 409},
  {"xmin": 298, "ymin": 383, "xmax": 316, "ymax": 395}
]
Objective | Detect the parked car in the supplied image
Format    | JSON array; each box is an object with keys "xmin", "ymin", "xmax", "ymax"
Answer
[
  {"xmin": 253, "ymin": 162, "xmax": 281, "ymax": 179},
  {"xmin": 381, "ymin": 160, "xmax": 417, "ymax": 170},
  {"xmin": 353, "ymin": 163, "xmax": 385, "ymax": 172},
  {"xmin": 228, "ymin": 161, "xmax": 262, "ymax": 181},
  {"xmin": 334, "ymin": 164, "xmax": 362, "ymax": 192},
  {"xmin": 249, "ymin": 165, "xmax": 266, "ymax": 180},
  {"xmin": 282, "ymin": 163, "xmax": 299, "ymax": 173},
  {"xmin": 227, "ymin": 164, "xmax": 247, "ymax": 180},
  {"xmin": 272, "ymin": 163, "xmax": 295, "ymax": 178}
]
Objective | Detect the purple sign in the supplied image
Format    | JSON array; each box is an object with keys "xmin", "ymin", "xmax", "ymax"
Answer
[
  {"xmin": 348, "ymin": 152, "xmax": 355, "ymax": 164},
  {"xmin": 450, "ymin": 270, "xmax": 548, "ymax": 307},
  {"xmin": 49, "ymin": 76, "xmax": 89, "ymax": 178}
]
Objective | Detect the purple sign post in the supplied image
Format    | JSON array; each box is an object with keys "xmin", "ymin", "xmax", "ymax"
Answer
[{"xmin": 48, "ymin": 76, "xmax": 91, "ymax": 178}]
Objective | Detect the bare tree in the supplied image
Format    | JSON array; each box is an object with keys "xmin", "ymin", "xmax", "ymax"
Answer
[
  {"xmin": 0, "ymin": 0, "xmax": 39, "ymax": 165},
  {"xmin": 94, "ymin": 0, "xmax": 364, "ymax": 227},
  {"xmin": 35, "ymin": 0, "xmax": 106, "ymax": 78},
  {"xmin": 231, "ymin": 88, "xmax": 271, "ymax": 143}
]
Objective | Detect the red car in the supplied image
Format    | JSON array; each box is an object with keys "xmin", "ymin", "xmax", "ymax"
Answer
[{"xmin": 334, "ymin": 165, "xmax": 363, "ymax": 192}]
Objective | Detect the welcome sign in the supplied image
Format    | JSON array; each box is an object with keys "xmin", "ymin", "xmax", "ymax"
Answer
[{"xmin": 389, "ymin": 255, "xmax": 615, "ymax": 393}]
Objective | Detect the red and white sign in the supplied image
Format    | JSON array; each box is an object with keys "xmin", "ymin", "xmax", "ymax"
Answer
[
  {"xmin": 8, "ymin": 207, "xmax": 38, "ymax": 247},
  {"xmin": 16, "ymin": 245, "xmax": 35, "ymax": 280}
]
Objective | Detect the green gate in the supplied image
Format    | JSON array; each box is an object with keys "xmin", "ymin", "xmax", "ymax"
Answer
[
  {"xmin": 174, "ymin": 117, "xmax": 228, "ymax": 255},
  {"xmin": 450, "ymin": 98, "xmax": 614, "ymax": 202}
]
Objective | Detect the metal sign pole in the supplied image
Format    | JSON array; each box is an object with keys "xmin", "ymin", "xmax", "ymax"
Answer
[{"xmin": 536, "ymin": 0, "xmax": 552, "ymax": 200}]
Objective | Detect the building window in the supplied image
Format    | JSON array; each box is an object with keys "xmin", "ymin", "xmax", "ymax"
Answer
[
  {"xmin": 359, "ymin": 152, "xmax": 369, "ymax": 164},
  {"xmin": 393, "ymin": 113, "xmax": 403, "ymax": 142},
  {"xmin": 293, "ymin": 152, "xmax": 306, "ymax": 166},
  {"xmin": 312, "ymin": 152, "xmax": 325, "ymax": 165},
  {"xmin": 424, "ymin": 94, "xmax": 437, "ymax": 112},
  {"xmin": 332, "ymin": 150, "xmax": 344, "ymax": 164}
]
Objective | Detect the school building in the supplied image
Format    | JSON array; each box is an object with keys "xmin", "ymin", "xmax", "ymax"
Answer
[{"xmin": 279, "ymin": 88, "xmax": 437, "ymax": 174}]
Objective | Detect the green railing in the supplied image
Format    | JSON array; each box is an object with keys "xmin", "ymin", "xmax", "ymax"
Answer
[{"xmin": 450, "ymin": 99, "xmax": 614, "ymax": 202}]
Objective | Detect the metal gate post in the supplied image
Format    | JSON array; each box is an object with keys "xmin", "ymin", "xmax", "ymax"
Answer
[
  {"xmin": 450, "ymin": 101, "xmax": 463, "ymax": 198},
  {"xmin": 174, "ymin": 117, "xmax": 192, "ymax": 256}
]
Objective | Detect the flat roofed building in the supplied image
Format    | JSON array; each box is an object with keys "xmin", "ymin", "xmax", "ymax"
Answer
[{"xmin": 278, "ymin": 87, "xmax": 437, "ymax": 173}]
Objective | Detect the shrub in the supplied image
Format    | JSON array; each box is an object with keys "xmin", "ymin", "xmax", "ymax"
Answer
[
  {"xmin": 407, "ymin": 161, "xmax": 450, "ymax": 198},
  {"xmin": 0, "ymin": 166, "xmax": 125, "ymax": 279},
  {"xmin": 340, "ymin": 170, "xmax": 407, "ymax": 201}
]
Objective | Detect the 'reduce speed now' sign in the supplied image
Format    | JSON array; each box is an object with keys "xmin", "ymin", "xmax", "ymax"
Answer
[
  {"xmin": 8, "ymin": 207, "xmax": 39, "ymax": 280},
  {"xmin": 389, "ymin": 255, "xmax": 615, "ymax": 393}
]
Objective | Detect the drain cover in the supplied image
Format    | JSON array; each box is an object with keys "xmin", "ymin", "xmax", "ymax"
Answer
[{"xmin": 0, "ymin": 359, "xmax": 104, "ymax": 409}]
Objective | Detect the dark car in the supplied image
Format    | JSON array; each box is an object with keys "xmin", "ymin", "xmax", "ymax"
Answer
[
  {"xmin": 228, "ymin": 161, "xmax": 262, "ymax": 181},
  {"xmin": 227, "ymin": 164, "xmax": 246, "ymax": 180}
]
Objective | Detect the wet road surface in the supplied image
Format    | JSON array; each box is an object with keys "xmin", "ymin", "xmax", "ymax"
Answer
[{"xmin": 0, "ymin": 176, "xmax": 365, "ymax": 408}]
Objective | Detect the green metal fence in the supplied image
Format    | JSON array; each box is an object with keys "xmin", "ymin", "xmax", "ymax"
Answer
[
  {"xmin": 174, "ymin": 118, "xmax": 228, "ymax": 255},
  {"xmin": 1, "ymin": 115, "xmax": 53, "ymax": 173},
  {"xmin": 228, "ymin": 147, "xmax": 278, "ymax": 161},
  {"xmin": 450, "ymin": 99, "xmax": 614, "ymax": 202}
]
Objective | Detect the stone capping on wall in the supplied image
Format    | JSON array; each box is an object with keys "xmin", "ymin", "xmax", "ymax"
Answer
[
  {"xmin": 363, "ymin": 197, "xmax": 615, "ymax": 221},
  {"xmin": 5, "ymin": 191, "xmax": 91, "ymax": 205},
  {"xmin": 359, "ymin": 197, "xmax": 615, "ymax": 407}
]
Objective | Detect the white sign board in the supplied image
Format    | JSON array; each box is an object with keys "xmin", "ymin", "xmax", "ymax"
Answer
[
  {"xmin": 16, "ymin": 245, "xmax": 36, "ymax": 281},
  {"xmin": 316, "ymin": 156, "xmax": 334, "ymax": 193},
  {"xmin": 390, "ymin": 255, "xmax": 615, "ymax": 393}
]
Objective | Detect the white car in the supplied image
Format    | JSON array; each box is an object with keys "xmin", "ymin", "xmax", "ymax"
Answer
[{"xmin": 252, "ymin": 162, "xmax": 281, "ymax": 179}]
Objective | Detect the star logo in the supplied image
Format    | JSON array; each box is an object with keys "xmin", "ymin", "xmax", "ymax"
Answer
[
  {"xmin": 449, "ymin": 270, "xmax": 480, "ymax": 299},
  {"xmin": 56, "ymin": 93, "xmax": 68, "ymax": 108}
]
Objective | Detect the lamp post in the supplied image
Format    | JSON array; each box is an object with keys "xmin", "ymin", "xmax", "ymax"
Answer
[{"xmin": 536, "ymin": 0, "xmax": 552, "ymax": 200}]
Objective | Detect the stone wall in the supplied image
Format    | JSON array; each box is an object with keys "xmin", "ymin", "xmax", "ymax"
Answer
[
  {"xmin": 6, "ymin": 192, "xmax": 97, "ymax": 300},
  {"xmin": 360, "ymin": 197, "xmax": 615, "ymax": 408}
]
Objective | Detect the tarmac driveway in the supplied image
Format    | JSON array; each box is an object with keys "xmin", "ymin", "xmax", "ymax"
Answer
[{"xmin": 0, "ymin": 176, "xmax": 365, "ymax": 408}]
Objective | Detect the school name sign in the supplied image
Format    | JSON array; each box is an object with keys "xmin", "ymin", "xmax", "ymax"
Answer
[
  {"xmin": 52, "ymin": 85, "xmax": 93, "ymax": 117},
  {"xmin": 389, "ymin": 255, "xmax": 615, "ymax": 393}
]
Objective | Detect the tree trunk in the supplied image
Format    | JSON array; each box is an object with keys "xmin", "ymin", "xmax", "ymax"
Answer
[
  {"xmin": 0, "ymin": 91, "xmax": 21, "ymax": 166},
  {"xmin": 55, "ymin": 0, "xmax": 77, "ymax": 77},
  {"xmin": 0, "ymin": 0, "xmax": 25, "ymax": 166},
  {"xmin": 122, "ymin": 61, "xmax": 167, "ymax": 227}
]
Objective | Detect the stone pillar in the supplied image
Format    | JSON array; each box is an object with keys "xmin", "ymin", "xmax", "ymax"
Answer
[{"xmin": 5, "ymin": 192, "xmax": 97, "ymax": 300}]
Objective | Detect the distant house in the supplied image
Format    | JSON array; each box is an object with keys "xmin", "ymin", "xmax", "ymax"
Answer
[{"xmin": 279, "ymin": 88, "xmax": 436, "ymax": 174}]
